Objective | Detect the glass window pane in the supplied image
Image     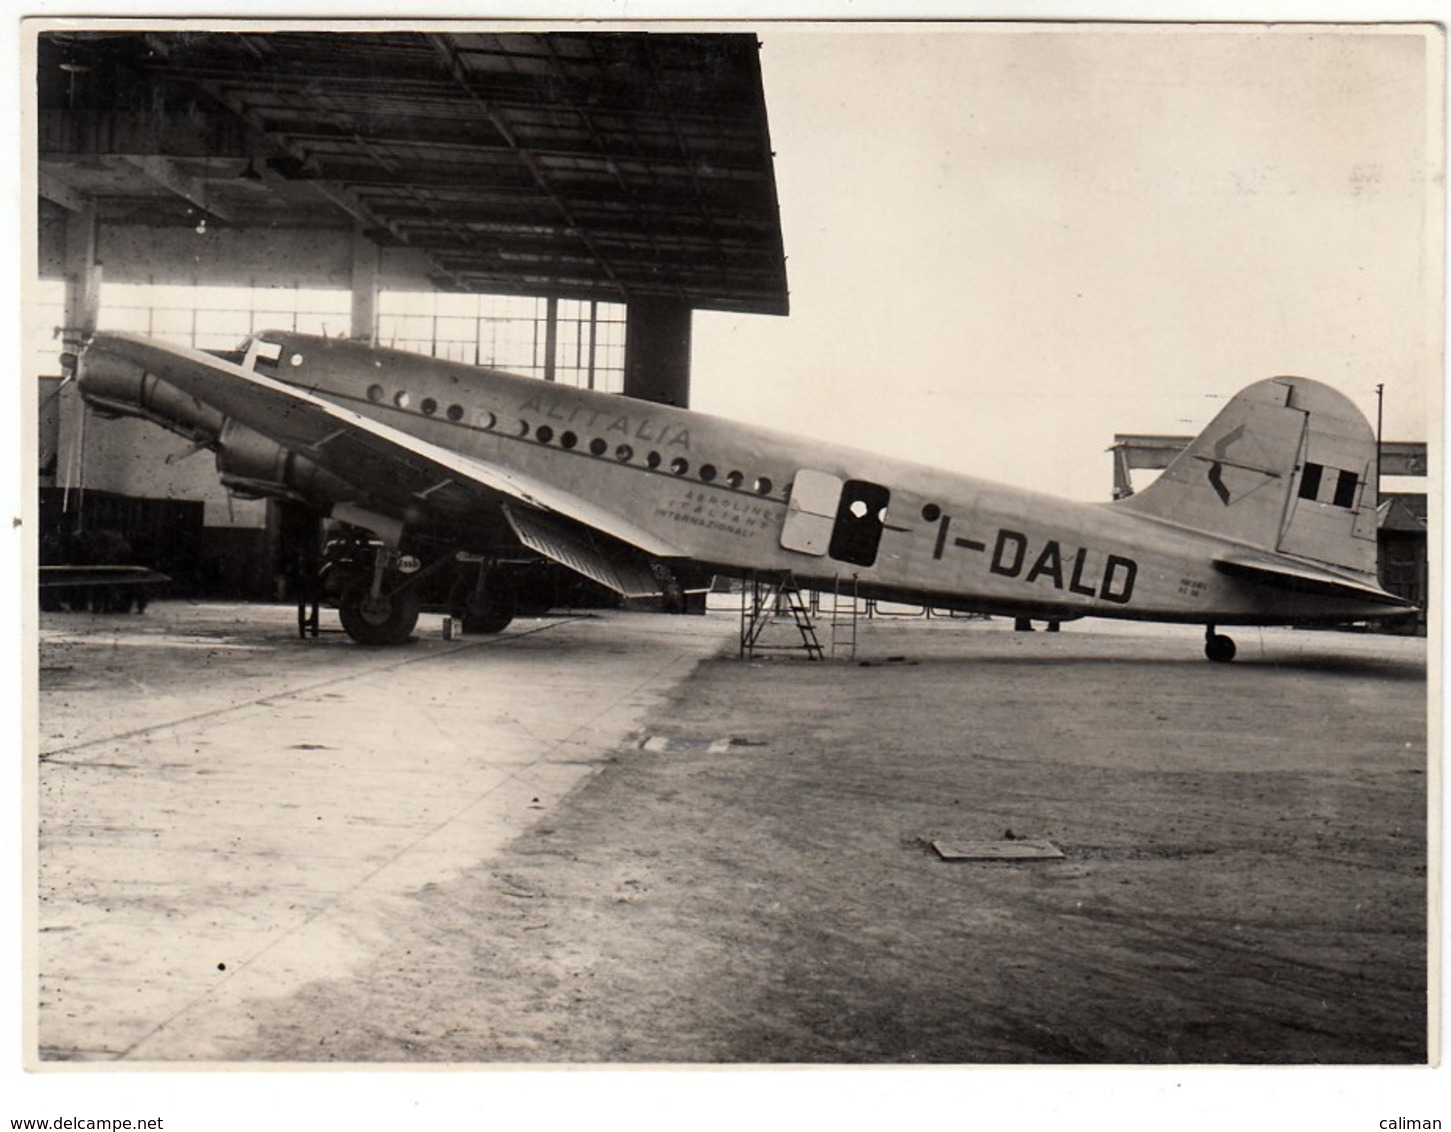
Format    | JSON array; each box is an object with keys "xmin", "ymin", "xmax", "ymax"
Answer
[
  {"xmin": 195, "ymin": 309, "xmax": 251, "ymax": 350},
  {"xmin": 149, "ymin": 308, "xmax": 194, "ymax": 343},
  {"xmin": 32, "ymin": 279, "xmax": 67, "ymax": 376},
  {"xmin": 196, "ymin": 308, "xmax": 250, "ymax": 336},
  {"xmin": 386, "ymin": 314, "xmax": 433, "ymax": 343},
  {"xmin": 294, "ymin": 311, "xmax": 345, "ymax": 337},
  {"xmin": 148, "ymin": 283, "xmax": 197, "ymax": 310},
  {"xmin": 100, "ymin": 282, "xmax": 153, "ymax": 309},
  {"xmin": 193, "ymin": 285, "xmax": 246, "ymax": 310},
  {"xmin": 99, "ymin": 306, "xmax": 152, "ymax": 334},
  {"xmin": 295, "ymin": 287, "xmax": 350, "ymax": 314},
  {"xmin": 435, "ymin": 292, "xmax": 478, "ymax": 317},
  {"xmin": 379, "ymin": 290, "xmax": 434, "ymax": 316},
  {"xmin": 436, "ymin": 339, "xmax": 472, "ymax": 364},
  {"xmin": 435, "ymin": 315, "xmax": 474, "ymax": 344}
]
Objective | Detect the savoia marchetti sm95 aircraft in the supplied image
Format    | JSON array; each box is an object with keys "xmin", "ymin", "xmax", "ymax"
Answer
[{"xmin": 75, "ymin": 330, "xmax": 1417, "ymax": 661}]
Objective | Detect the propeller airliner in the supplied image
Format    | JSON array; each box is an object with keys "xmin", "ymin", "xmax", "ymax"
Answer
[{"xmin": 73, "ymin": 330, "xmax": 1417, "ymax": 661}]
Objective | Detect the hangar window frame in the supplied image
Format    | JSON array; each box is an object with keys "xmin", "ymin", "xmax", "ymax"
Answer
[
  {"xmin": 32, "ymin": 278, "xmax": 66, "ymax": 377},
  {"xmin": 95, "ymin": 281, "xmax": 352, "ymax": 354},
  {"xmin": 376, "ymin": 290, "xmax": 626, "ymax": 393}
]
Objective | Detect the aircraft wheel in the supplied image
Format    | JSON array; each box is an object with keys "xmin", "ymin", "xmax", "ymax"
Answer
[
  {"xmin": 462, "ymin": 593, "xmax": 516, "ymax": 634},
  {"xmin": 449, "ymin": 574, "xmax": 516, "ymax": 634},
  {"xmin": 1204, "ymin": 633, "xmax": 1237, "ymax": 663},
  {"xmin": 511, "ymin": 567, "xmax": 557, "ymax": 616},
  {"xmin": 339, "ymin": 582, "xmax": 420, "ymax": 646}
]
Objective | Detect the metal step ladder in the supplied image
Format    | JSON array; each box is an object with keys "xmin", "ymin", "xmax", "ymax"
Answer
[
  {"xmin": 739, "ymin": 572, "xmax": 824, "ymax": 661},
  {"xmin": 828, "ymin": 573, "xmax": 861, "ymax": 661}
]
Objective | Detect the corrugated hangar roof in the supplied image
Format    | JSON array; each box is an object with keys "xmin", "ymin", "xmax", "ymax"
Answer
[{"xmin": 37, "ymin": 29, "xmax": 790, "ymax": 314}]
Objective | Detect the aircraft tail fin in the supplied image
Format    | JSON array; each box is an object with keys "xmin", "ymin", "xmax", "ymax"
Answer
[{"xmin": 1117, "ymin": 376, "xmax": 1380, "ymax": 576}]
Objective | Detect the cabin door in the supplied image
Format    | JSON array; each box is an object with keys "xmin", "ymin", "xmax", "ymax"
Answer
[{"xmin": 779, "ymin": 470, "xmax": 891, "ymax": 568}]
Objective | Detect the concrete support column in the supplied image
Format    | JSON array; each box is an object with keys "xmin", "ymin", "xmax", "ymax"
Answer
[
  {"xmin": 349, "ymin": 226, "xmax": 379, "ymax": 343},
  {"xmin": 544, "ymin": 296, "xmax": 559, "ymax": 381},
  {"xmin": 623, "ymin": 297, "xmax": 692, "ymax": 408}
]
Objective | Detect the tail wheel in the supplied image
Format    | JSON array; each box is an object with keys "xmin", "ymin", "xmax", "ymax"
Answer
[
  {"xmin": 339, "ymin": 581, "xmax": 420, "ymax": 646},
  {"xmin": 1205, "ymin": 632, "xmax": 1237, "ymax": 663}
]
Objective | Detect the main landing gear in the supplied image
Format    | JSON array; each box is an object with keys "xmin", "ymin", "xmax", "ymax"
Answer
[
  {"xmin": 1204, "ymin": 624, "xmax": 1237, "ymax": 664},
  {"xmin": 339, "ymin": 581, "xmax": 420, "ymax": 646},
  {"xmin": 448, "ymin": 558, "xmax": 516, "ymax": 635},
  {"xmin": 315, "ymin": 528, "xmax": 520, "ymax": 645},
  {"xmin": 333, "ymin": 539, "xmax": 423, "ymax": 646}
]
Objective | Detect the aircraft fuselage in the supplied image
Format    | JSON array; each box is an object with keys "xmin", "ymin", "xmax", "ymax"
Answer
[{"xmin": 239, "ymin": 334, "xmax": 1398, "ymax": 627}]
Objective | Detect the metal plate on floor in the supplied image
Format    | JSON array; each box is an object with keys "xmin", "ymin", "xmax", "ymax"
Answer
[
  {"xmin": 640, "ymin": 736, "xmax": 737, "ymax": 754},
  {"xmin": 933, "ymin": 839, "xmax": 1064, "ymax": 861}
]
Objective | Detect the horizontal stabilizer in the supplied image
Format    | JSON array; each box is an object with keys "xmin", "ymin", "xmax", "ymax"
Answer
[
  {"xmin": 503, "ymin": 505, "xmax": 664, "ymax": 599},
  {"xmin": 1212, "ymin": 554, "xmax": 1412, "ymax": 607}
]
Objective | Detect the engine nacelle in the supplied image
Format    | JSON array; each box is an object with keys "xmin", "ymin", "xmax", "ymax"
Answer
[
  {"xmin": 215, "ymin": 418, "xmax": 356, "ymax": 504},
  {"xmin": 78, "ymin": 353, "xmax": 226, "ymax": 442},
  {"xmin": 80, "ymin": 340, "xmax": 364, "ymax": 513}
]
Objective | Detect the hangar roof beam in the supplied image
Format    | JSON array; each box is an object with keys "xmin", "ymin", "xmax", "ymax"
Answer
[
  {"xmin": 36, "ymin": 30, "xmax": 789, "ymax": 313},
  {"xmin": 423, "ymin": 32, "xmax": 629, "ymax": 300}
]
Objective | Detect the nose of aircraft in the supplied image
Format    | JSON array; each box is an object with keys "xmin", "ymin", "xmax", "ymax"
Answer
[
  {"xmin": 76, "ymin": 338, "xmax": 139, "ymax": 402},
  {"xmin": 75, "ymin": 339, "xmax": 153, "ymax": 417},
  {"xmin": 77, "ymin": 337, "xmax": 227, "ymax": 439}
]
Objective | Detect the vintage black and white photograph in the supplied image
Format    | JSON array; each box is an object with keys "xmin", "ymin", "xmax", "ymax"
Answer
[{"xmin": 14, "ymin": 11, "xmax": 1443, "ymax": 1129}]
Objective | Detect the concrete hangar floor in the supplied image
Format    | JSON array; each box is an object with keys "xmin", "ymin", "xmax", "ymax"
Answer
[{"xmin": 34, "ymin": 599, "xmax": 1427, "ymax": 1064}]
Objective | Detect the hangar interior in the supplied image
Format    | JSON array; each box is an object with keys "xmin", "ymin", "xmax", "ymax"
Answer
[
  {"xmin": 34, "ymin": 29, "xmax": 1429, "ymax": 624},
  {"xmin": 36, "ymin": 29, "xmax": 789, "ymax": 599},
  {"xmin": 30, "ymin": 28, "xmax": 1431, "ymax": 1072}
]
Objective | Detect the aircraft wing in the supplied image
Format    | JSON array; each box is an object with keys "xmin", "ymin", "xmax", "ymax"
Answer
[
  {"xmin": 501, "ymin": 505, "xmax": 664, "ymax": 598},
  {"xmin": 1212, "ymin": 553, "xmax": 1412, "ymax": 607},
  {"xmin": 83, "ymin": 332, "xmax": 689, "ymax": 562}
]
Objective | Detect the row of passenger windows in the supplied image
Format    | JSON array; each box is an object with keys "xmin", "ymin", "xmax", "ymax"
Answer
[
  {"xmin": 367, "ymin": 382, "xmax": 466, "ymax": 421},
  {"xmin": 522, "ymin": 419, "xmax": 775, "ymax": 495},
  {"xmin": 364, "ymin": 382, "xmax": 777, "ymax": 497}
]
